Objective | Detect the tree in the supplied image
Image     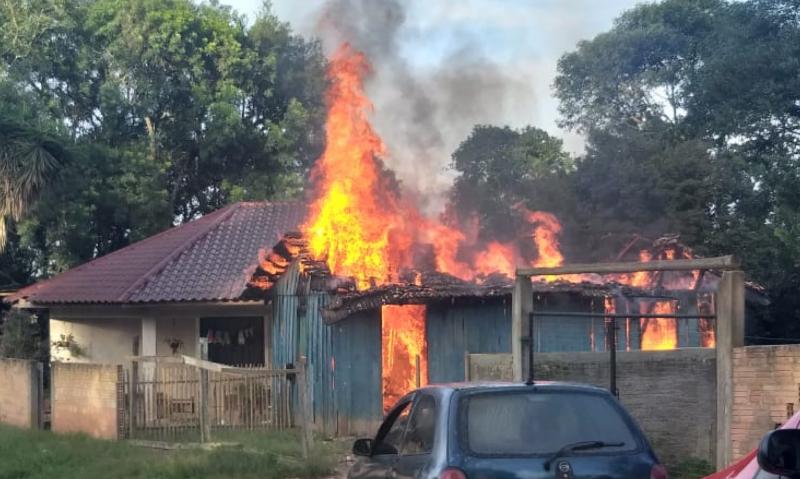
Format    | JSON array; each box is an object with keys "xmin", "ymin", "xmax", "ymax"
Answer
[
  {"xmin": 0, "ymin": 118, "xmax": 69, "ymax": 249},
  {"xmin": 0, "ymin": 309, "xmax": 47, "ymax": 361},
  {"xmin": 0, "ymin": 0, "xmax": 326, "ymax": 275},
  {"xmin": 448, "ymin": 125, "xmax": 576, "ymax": 246},
  {"xmin": 554, "ymin": 0, "xmax": 800, "ymax": 340}
]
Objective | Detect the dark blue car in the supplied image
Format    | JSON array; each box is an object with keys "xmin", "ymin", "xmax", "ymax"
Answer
[{"xmin": 349, "ymin": 382, "xmax": 666, "ymax": 479}]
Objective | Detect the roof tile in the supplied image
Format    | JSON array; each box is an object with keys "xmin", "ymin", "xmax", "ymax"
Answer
[{"xmin": 8, "ymin": 201, "xmax": 305, "ymax": 304}]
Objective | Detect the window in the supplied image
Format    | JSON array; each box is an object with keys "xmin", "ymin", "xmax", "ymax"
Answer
[
  {"xmin": 199, "ymin": 317, "xmax": 264, "ymax": 366},
  {"xmin": 461, "ymin": 390, "xmax": 638, "ymax": 456},
  {"xmin": 402, "ymin": 395, "xmax": 436, "ymax": 455},
  {"xmin": 377, "ymin": 402, "xmax": 412, "ymax": 455}
]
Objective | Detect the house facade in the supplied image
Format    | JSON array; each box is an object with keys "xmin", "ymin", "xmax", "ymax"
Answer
[
  {"xmin": 7, "ymin": 201, "xmax": 305, "ymax": 367},
  {"xmin": 6, "ymin": 201, "xmax": 769, "ymax": 438}
]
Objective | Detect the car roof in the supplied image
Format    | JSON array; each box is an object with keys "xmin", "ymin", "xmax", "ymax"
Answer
[{"xmin": 416, "ymin": 381, "xmax": 612, "ymax": 394}]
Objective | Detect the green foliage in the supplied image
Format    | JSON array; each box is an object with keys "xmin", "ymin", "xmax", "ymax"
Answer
[
  {"xmin": 0, "ymin": 309, "xmax": 47, "ymax": 360},
  {"xmin": 0, "ymin": 425, "xmax": 337, "ymax": 479},
  {"xmin": 554, "ymin": 0, "xmax": 800, "ymax": 337},
  {"xmin": 448, "ymin": 125, "xmax": 576, "ymax": 244},
  {"xmin": 668, "ymin": 458, "xmax": 715, "ymax": 479},
  {"xmin": 0, "ymin": 0, "xmax": 325, "ymax": 274}
]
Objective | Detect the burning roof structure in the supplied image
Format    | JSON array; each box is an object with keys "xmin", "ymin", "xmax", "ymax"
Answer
[{"xmin": 237, "ymin": 41, "xmax": 771, "ymax": 434}]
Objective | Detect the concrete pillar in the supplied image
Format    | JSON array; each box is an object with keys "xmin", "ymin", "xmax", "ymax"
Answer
[
  {"xmin": 715, "ymin": 270, "xmax": 745, "ymax": 468},
  {"xmin": 512, "ymin": 275, "xmax": 533, "ymax": 382},
  {"xmin": 140, "ymin": 317, "xmax": 157, "ymax": 426},
  {"xmin": 141, "ymin": 317, "xmax": 157, "ymax": 357}
]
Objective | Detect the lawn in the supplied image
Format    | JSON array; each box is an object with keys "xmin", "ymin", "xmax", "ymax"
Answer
[{"xmin": 0, "ymin": 426, "xmax": 344, "ymax": 479}]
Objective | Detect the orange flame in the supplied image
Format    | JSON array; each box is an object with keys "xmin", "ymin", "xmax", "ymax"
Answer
[
  {"xmin": 640, "ymin": 301, "xmax": 678, "ymax": 350},
  {"xmin": 303, "ymin": 43, "xmax": 716, "ymax": 354},
  {"xmin": 304, "ymin": 43, "xmax": 576, "ymax": 288},
  {"xmin": 303, "ymin": 44, "xmax": 414, "ymax": 289},
  {"xmin": 474, "ymin": 242, "xmax": 518, "ymax": 278},
  {"xmin": 529, "ymin": 211, "xmax": 564, "ymax": 268},
  {"xmin": 381, "ymin": 305, "xmax": 427, "ymax": 411}
]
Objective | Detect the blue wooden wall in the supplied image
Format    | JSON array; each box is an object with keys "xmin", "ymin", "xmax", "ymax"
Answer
[
  {"xmin": 426, "ymin": 298, "xmax": 512, "ymax": 383},
  {"xmin": 331, "ymin": 309, "xmax": 383, "ymax": 436},
  {"xmin": 269, "ymin": 268, "xmax": 714, "ymax": 438}
]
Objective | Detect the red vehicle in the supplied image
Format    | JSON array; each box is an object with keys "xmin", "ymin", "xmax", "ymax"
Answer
[{"xmin": 704, "ymin": 412, "xmax": 800, "ymax": 479}]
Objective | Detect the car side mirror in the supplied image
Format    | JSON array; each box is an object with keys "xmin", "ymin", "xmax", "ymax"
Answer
[
  {"xmin": 353, "ymin": 438, "xmax": 373, "ymax": 457},
  {"xmin": 758, "ymin": 429, "xmax": 800, "ymax": 478}
]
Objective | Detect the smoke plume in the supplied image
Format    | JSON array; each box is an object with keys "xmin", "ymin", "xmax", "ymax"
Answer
[{"xmin": 312, "ymin": 0, "xmax": 538, "ymax": 214}]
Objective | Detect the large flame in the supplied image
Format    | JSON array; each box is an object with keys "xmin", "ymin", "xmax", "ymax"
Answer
[
  {"xmin": 303, "ymin": 44, "xmax": 414, "ymax": 289},
  {"xmin": 305, "ymin": 43, "xmax": 715, "ymax": 355},
  {"xmin": 381, "ymin": 305, "xmax": 428, "ymax": 412},
  {"xmin": 303, "ymin": 43, "xmax": 564, "ymax": 288}
]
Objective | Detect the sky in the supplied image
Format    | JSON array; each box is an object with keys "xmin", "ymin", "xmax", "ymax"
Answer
[
  {"xmin": 226, "ymin": 0, "xmax": 641, "ymax": 154},
  {"xmin": 224, "ymin": 0, "xmax": 643, "ymax": 210}
]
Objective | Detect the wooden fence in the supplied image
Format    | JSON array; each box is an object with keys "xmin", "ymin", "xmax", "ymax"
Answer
[{"xmin": 121, "ymin": 356, "xmax": 312, "ymax": 454}]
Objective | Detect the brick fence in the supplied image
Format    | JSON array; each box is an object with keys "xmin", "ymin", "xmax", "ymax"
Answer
[
  {"xmin": 51, "ymin": 362, "xmax": 124, "ymax": 439},
  {"xmin": 731, "ymin": 345, "xmax": 800, "ymax": 459},
  {"xmin": 468, "ymin": 349, "xmax": 717, "ymax": 467},
  {"xmin": 535, "ymin": 349, "xmax": 717, "ymax": 467},
  {"xmin": 0, "ymin": 358, "xmax": 42, "ymax": 429}
]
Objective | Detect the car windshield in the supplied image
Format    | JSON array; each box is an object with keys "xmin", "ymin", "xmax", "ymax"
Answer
[{"xmin": 461, "ymin": 390, "xmax": 639, "ymax": 456}]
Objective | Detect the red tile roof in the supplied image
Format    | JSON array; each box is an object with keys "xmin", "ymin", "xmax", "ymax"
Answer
[{"xmin": 7, "ymin": 201, "xmax": 305, "ymax": 305}]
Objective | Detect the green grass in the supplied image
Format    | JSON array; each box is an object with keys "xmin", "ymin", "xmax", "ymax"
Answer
[
  {"xmin": 0, "ymin": 426, "xmax": 341, "ymax": 479},
  {"xmin": 668, "ymin": 458, "xmax": 715, "ymax": 479}
]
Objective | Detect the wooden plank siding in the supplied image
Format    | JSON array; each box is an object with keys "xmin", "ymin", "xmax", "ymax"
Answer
[
  {"xmin": 426, "ymin": 298, "xmax": 512, "ymax": 383},
  {"xmin": 331, "ymin": 309, "xmax": 383, "ymax": 437}
]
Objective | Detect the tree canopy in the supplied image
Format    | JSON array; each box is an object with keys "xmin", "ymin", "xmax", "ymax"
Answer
[
  {"xmin": 0, "ymin": 0, "xmax": 326, "ymax": 277},
  {"xmin": 2, "ymin": 0, "xmax": 800, "ymax": 341}
]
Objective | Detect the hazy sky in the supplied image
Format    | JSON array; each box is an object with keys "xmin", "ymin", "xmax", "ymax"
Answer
[{"xmin": 226, "ymin": 1, "xmax": 642, "ymax": 155}]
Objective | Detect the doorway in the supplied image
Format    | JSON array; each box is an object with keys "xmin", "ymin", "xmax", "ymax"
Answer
[{"xmin": 381, "ymin": 304, "xmax": 428, "ymax": 412}]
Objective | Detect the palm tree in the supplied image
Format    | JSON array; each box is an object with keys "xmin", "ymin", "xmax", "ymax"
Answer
[{"xmin": 0, "ymin": 119, "xmax": 67, "ymax": 249}]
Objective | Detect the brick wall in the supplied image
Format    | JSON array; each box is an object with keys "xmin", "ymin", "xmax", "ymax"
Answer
[
  {"xmin": 526, "ymin": 349, "xmax": 716, "ymax": 466},
  {"xmin": 469, "ymin": 350, "xmax": 716, "ymax": 465},
  {"xmin": 0, "ymin": 358, "xmax": 41, "ymax": 429},
  {"xmin": 51, "ymin": 362, "xmax": 123, "ymax": 439},
  {"xmin": 731, "ymin": 345, "xmax": 800, "ymax": 459}
]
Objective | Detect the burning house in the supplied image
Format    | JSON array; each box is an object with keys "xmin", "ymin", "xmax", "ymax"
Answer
[
  {"xmin": 240, "ymin": 229, "xmax": 767, "ymax": 436},
  {"xmin": 5, "ymin": 40, "xmax": 768, "ymax": 444},
  {"xmin": 229, "ymin": 45, "xmax": 770, "ymax": 436}
]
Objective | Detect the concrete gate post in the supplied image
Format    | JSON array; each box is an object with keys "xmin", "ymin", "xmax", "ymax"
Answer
[
  {"xmin": 715, "ymin": 270, "xmax": 745, "ymax": 468},
  {"xmin": 512, "ymin": 276, "xmax": 533, "ymax": 382}
]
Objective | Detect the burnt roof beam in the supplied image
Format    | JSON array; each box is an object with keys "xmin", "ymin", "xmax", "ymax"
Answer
[{"xmin": 517, "ymin": 255, "xmax": 738, "ymax": 277}]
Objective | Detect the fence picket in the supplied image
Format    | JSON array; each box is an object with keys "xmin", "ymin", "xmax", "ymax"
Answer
[{"xmin": 124, "ymin": 359, "xmax": 298, "ymax": 441}]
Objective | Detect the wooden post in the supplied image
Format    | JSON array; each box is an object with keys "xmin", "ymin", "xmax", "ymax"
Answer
[
  {"xmin": 297, "ymin": 356, "xmax": 313, "ymax": 459},
  {"xmin": 129, "ymin": 360, "xmax": 138, "ymax": 438},
  {"xmin": 512, "ymin": 274, "xmax": 533, "ymax": 382},
  {"xmin": 198, "ymin": 367, "xmax": 211, "ymax": 443},
  {"xmin": 715, "ymin": 270, "xmax": 745, "ymax": 468}
]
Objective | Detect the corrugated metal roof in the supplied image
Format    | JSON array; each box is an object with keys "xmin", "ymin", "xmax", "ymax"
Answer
[{"xmin": 7, "ymin": 201, "xmax": 305, "ymax": 305}]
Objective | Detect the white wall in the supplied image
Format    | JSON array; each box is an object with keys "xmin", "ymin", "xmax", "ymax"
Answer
[
  {"xmin": 155, "ymin": 317, "xmax": 198, "ymax": 358},
  {"xmin": 50, "ymin": 316, "xmax": 198, "ymax": 363},
  {"xmin": 50, "ymin": 317, "xmax": 140, "ymax": 363}
]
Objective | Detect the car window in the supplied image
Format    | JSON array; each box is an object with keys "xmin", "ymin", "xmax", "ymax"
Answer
[
  {"xmin": 402, "ymin": 395, "xmax": 436, "ymax": 455},
  {"xmin": 461, "ymin": 390, "xmax": 638, "ymax": 456},
  {"xmin": 377, "ymin": 402, "xmax": 412, "ymax": 455}
]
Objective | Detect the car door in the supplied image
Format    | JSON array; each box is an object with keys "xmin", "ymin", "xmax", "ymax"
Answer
[
  {"xmin": 350, "ymin": 398, "xmax": 414, "ymax": 479},
  {"xmin": 392, "ymin": 394, "xmax": 438, "ymax": 479}
]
